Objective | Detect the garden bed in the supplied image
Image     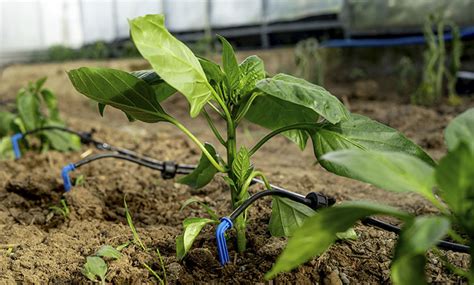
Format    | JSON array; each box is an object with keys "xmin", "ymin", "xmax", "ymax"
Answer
[{"xmin": 0, "ymin": 60, "xmax": 472, "ymax": 283}]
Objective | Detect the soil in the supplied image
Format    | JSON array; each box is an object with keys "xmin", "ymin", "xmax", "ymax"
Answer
[{"xmin": 0, "ymin": 57, "xmax": 473, "ymax": 284}]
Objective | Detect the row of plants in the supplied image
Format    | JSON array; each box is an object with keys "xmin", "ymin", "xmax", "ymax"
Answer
[{"xmin": 61, "ymin": 13, "xmax": 472, "ymax": 283}]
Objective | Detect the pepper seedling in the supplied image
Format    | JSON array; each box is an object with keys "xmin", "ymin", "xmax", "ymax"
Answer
[
  {"xmin": 68, "ymin": 14, "xmax": 434, "ymax": 262},
  {"xmin": 268, "ymin": 108, "xmax": 474, "ymax": 284},
  {"xmin": 0, "ymin": 77, "xmax": 80, "ymax": 159}
]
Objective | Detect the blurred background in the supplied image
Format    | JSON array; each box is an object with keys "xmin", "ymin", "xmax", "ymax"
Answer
[{"xmin": 1, "ymin": 0, "xmax": 473, "ymax": 65}]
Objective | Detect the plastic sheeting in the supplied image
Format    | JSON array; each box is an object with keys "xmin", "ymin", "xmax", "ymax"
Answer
[
  {"xmin": 164, "ymin": 0, "xmax": 207, "ymax": 32},
  {"xmin": 346, "ymin": 0, "xmax": 474, "ymax": 33},
  {"xmin": 211, "ymin": 0, "xmax": 262, "ymax": 28},
  {"xmin": 266, "ymin": 0, "xmax": 343, "ymax": 23}
]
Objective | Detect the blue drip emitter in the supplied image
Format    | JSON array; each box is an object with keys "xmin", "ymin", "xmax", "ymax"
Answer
[
  {"xmin": 61, "ymin": 163, "xmax": 76, "ymax": 192},
  {"xmin": 216, "ymin": 217, "xmax": 233, "ymax": 265},
  {"xmin": 11, "ymin": 133, "xmax": 23, "ymax": 159}
]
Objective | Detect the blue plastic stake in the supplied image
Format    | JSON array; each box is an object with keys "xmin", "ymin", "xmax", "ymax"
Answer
[
  {"xmin": 61, "ymin": 163, "xmax": 76, "ymax": 192},
  {"xmin": 216, "ymin": 217, "xmax": 233, "ymax": 265},
  {"xmin": 11, "ymin": 133, "xmax": 23, "ymax": 159}
]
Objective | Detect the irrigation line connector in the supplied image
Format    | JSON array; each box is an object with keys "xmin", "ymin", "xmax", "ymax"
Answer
[
  {"xmin": 61, "ymin": 163, "xmax": 76, "ymax": 192},
  {"xmin": 216, "ymin": 217, "xmax": 233, "ymax": 265},
  {"xmin": 11, "ymin": 133, "xmax": 23, "ymax": 159}
]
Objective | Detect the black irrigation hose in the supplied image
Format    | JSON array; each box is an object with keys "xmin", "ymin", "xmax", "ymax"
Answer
[
  {"xmin": 363, "ymin": 217, "xmax": 470, "ymax": 253},
  {"xmin": 49, "ymin": 127, "xmax": 470, "ymax": 254}
]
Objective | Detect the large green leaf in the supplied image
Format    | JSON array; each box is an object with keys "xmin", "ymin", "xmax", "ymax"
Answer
[
  {"xmin": 269, "ymin": 197, "xmax": 315, "ymax": 237},
  {"xmin": 256, "ymin": 74, "xmax": 349, "ymax": 124},
  {"xmin": 312, "ymin": 113, "xmax": 436, "ymax": 177},
  {"xmin": 198, "ymin": 57, "xmax": 225, "ymax": 84},
  {"xmin": 266, "ymin": 201, "xmax": 410, "ymax": 279},
  {"xmin": 130, "ymin": 69, "xmax": 176, "ymax": 102},
  {"xmin": 68, "ymin": 67, "xmax": 168, "ymax": 123},
  {"xmin": 444, "ymin": 108, "xmax": 474, "ymax": 151},
  {"xmin": 17, "ymin": 90, "xmax": 42, "ymax": 131},
  {"xmin": 176, "ymin": 217, "xmax": 214, "ymax": 260},
  {"xmin": 178, "ymin": 143, "xmax": 219, "ymax": 188},
  {"xmin": 217, "ymin": 35, "xmax": 240, "ymax": 92},
  {"xmin": 321, "ymin": 150, "xmax": 436, "ymax": 199},
  {"xmin": 237, "ymin": 55, "xmax": 265, "ymax": 97},
  {"xmin": 245, "ymin": 73, "xmax": 349, "ymax": 150},
  {"xmin": 436, "ymin": 143, "xmax": 474, "ymax": 234},
  {"xmin": 130, "ymin": 14, "xmax": 213, "ymax": 117},
  {"xmin": 0, "ymin": 111, "xmax": 15, "ymax": 137},
  {"xmin": 391, "ymin": 216, "xmax": 450, "ymax": 285}
]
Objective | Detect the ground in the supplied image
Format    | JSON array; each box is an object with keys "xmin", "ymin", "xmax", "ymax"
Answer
[{"xmin": 0, "ymin": 56, "xmax": 472, "ymax": 284}]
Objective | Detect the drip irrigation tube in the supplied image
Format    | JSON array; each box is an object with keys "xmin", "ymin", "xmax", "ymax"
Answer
[
  {"xmin": 23, "ymin": 126, "xmax": 467, "ymax": 260},
  {"xmin": 321, "ymin": 26, "xmax": 474, "ymax": 48}
]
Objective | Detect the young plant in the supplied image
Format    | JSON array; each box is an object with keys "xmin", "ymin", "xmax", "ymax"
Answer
[
  {"xmin": 413, "ymin": 12, "xmax": 463, "ymax": 106},
  {"xmin": 268, "ymin": 108, "xmax": 474, "ymax": 284},
  {"xmin": 68, "ymin": 14, "xmax": 434, "ymax": 259},
  {"xmin": 0, "ymin": 77, "xmax": 80, "ymax": 159},
  {"xmin": 82, "ymin": 245, "xmax": 122, "ymax": 284},
  {"xmin": 295, "ymin": 38, "xmax": 326, "ymax": 85},
  {"xmin": 49, "ymin": 199, "xmax": 70, "ymax": 219}
]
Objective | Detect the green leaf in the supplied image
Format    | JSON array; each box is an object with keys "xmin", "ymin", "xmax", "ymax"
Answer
[
  {"xmin": 41, "ymin": 121, "xmax": 81, "ymax": 152},
  {"xmin": 96, "ymin": 245, "xmax": 122, "ymax": 260},
  {"xmin": 232, "ymin": 147, "xmax": 251, "ymax": 187},
  {"xmin": 246, "ymin": 73, "xmax": 350, "ymax": 150},
  {"xmin": 98, "ymin": 103, "xmax": 106, "ymax": 116},
  {"xmin": 321, "ymin": 150, "xmax": 436, "ymax": 199},
  {"xmin": 237, "ymin": 55, "xmax": 265, "ymax": 97},
  {"xmin": 217, "ymin": 35, "xmax": 240, "ymax": 91},
  {"xmin": 391, "ymin": 216, "xmax": 450, "ymax": 285},
  {"xmin": 0, "ymin": 111, "xmax": 15, "ymax": 137},
  {"xmin": 33, "ymin": 77, "xmax": 47, "ymax": 93},
  {"xmin": 312, "ymin": 113, "xmax": 436, "ymax": 176},
  {"xmin": 269, "ymin": 197, "xmax": 316, "ymax": 237},
  {"xmin": 130, "ymin": 69, "xmax": 176, "ymax": 102},
  {"xmin": 130, "ymin": 14, "xmax": 213, "ymax": 117},
  {"xmin": 17, "ymin": 90, "xmax": 42, "ymax": 131},
  {"xmin": 68, "ymin": 67, "xmax": 168, "ymax": 123},
  {"xmin": 266, "ymin": 201, "xmax": 410, "ymax": 279},
  {"xmin": 176, "ymin": 217, "xmax": 214, "ymax": 260},
  {"xmin": 0, "ymin": 137, "xmax": 14, "ymax": 160},
  {"xmin": 178, "ymin": 143, "xmax": 220, "ymax": 189},
  {"xmin": 444, "ymin": 108, "xmax": 474, "ymax": 151},
  {"xmin": 198, "ymin": 57, "xmax": 225, "ymax": 84},
  {"xmin": 40, "ymin": 89, "xmax": 61, "ymax": 121},
  {"xmin": 335, "ymin": 228, "xmax": 358, "ymax": 240},
  {"xmin": 82, "ymin": 256, "xmax": 107, "ymax": 282},
  {"xmin": 436, "ymin": 143, "xmax": 474, "ymax": 234},
  {"xmin": 256, "ymin": 74, "xmax": 350, "ymax": 124}
]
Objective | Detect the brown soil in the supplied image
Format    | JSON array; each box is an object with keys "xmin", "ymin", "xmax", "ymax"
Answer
[{"xmin": 0, "ymin": 58, "xmax": 473, "ymax": 284}]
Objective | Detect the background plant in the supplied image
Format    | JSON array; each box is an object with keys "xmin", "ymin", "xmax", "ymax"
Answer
[
  {"xmin": 295, "ymin": 38, "xmax": 326, "ymax": 85},
  {"xmin": 0, "ymin": 77, "xmax": 80, "ymax": 159},
  {"xmin": 268, "ymin": 108, "xmax": 474, "ymax": 284},
  {"xmin": 68, "ymin": 14, "xmax": 435, "ymax": 260},
  {"xmin": 412, "ymin": 12, "xmax": 463, "ymax": 106}
]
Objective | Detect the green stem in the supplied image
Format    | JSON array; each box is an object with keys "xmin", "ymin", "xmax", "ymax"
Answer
[
  {"xmin": 203, "ymin": 110, "xmax": 226, "ymax": 146},
  {"xmin": 249, "ymin": 123, "xmax": 320, "ymax": 156},
  {"xmin": 235, "ymin": 92, "xmax": 262, "ymax": 124},
  {"xmin": 167, "ymin": 117, "xmax": 226, "ymax": 173},
  {"xmin": 240, "ymin": 171, "xmax": 271, "ymax": 199}
]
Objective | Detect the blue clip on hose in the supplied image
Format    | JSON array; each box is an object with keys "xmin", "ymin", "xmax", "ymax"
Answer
[
  {"xmin": 11, "ymin": 133, "xmax": 23, "ymax": 159},
  {"xmin": 61, "ymin": 163, "xmax": 76, "ymax": 192},
  {"xmin": 216, "ymin": 217, "xmax": 233, "ymax": 265}
]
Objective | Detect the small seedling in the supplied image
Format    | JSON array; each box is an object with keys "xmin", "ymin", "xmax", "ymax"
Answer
[
  {"xmin": 69, "ymin": 13, "xmax": 434, "ymax": 262},
  {"xmin": 49, "ymin": 199, "xmax": 70, "ymax": 219},
  {"xmin": 0, "ymin": 77, "xmax": 80, "ymax": 159},
  {"xmin": 74, "ymin": 174, "xmax": 85, "ymax": 187},
  {"xmin": 82, "ymin": 245, "xmax": 123, "ymax": 284},
  {"xmin": 268, "ymin": 108, "xmax": 474, "ymax": 284}
]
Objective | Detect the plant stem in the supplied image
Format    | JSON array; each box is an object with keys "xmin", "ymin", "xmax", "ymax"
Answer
[
  {"xmin": 167, "ymin": 117, "xmax": 226, "ymax": 173},
  {"xmin": 203, "ymin": 110, "xmax": 226, "ymax": 146},
  {"xmin": 249, "ymin": 123, "xmax": 320, "ymax": 156}
]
